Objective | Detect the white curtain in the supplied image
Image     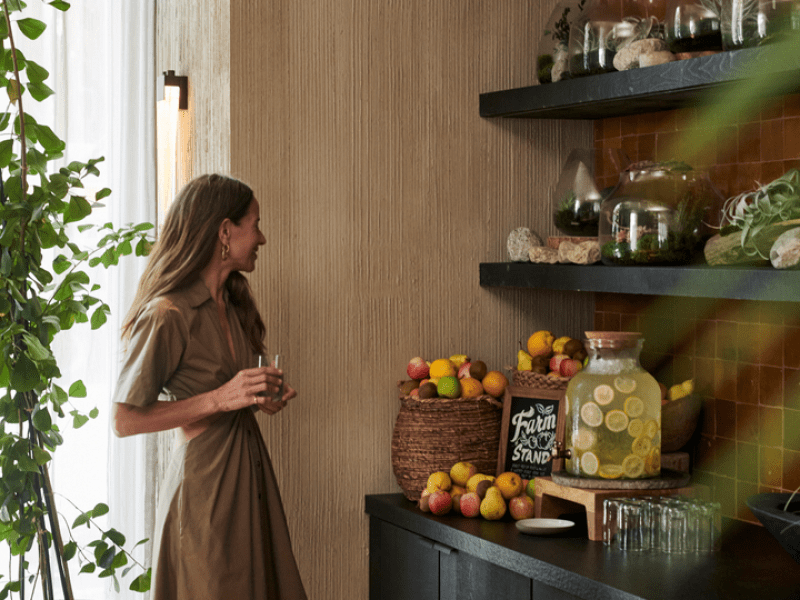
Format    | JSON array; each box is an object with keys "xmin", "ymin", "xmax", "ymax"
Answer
[{"xmin": 16, "ymin": 2, "xmax": 157, "ymax": 599}]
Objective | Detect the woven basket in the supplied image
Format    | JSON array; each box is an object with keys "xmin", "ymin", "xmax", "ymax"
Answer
[
  {"xmin": 508, "ymin": 367, "xmax": 571, "ymax": 391},
  {"xmin": 391, "ymin": 394, "xmax": 502, "ymax": 501}
]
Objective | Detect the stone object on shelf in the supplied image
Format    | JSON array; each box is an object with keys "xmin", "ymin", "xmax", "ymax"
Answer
[
  {"xmin": 613, "ymin": 38, "xmax": 671, "ymax": 71},
  {"xmin": 529, "ymin": 246, "xmax": 560, "ymax": 264},
  {"xmin": 639, "ymin": 51, "xmax": 677, "ymax": 67},
  {"xmin": 507, "ymin": 227, "xmax": 543, "ymax": 262},
  {"xmin": 557, "ymin": 240, "xmax": 600, "ymax": 264},
  {"xmin": 769, "ymin": 227, "xmax": 800, "ymax": 269}
]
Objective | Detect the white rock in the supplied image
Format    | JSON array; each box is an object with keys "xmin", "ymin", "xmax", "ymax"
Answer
[
  {"xmin": 551, "ymin": 58, "xmax": 569, "ymax": 83},
  {"xmin": 613, "ymin": 38, "xmax": 670, "ymax": 71},
  {"xmin": 770, "ymin": 227, "xmax": 800, "ymax": 269},
  {"xmin": 639, "ymin": 51, "xmax": 677, "ymax": 68},
  {"xmin": 528, "ymin": 246, "xmax": 559, "ymax": 264},
  {"xmin": 507, "ymin": 227, "xmax": 543, "ymax": 262}
]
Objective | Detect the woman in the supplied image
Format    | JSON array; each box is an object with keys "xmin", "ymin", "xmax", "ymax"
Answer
[{"xmin": 112, "ymin": 174, "xmax": 307, "ymax": 599}]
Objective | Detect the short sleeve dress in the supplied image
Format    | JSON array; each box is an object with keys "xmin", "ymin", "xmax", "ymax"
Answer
[{"xmin": 112, "ymin": 278, "xmax": 307, "ymax": 600}]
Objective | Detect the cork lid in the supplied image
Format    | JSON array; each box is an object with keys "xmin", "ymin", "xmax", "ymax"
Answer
[{"xmin": 584, "ymin": 331, "xmax": 643, "ymax": 348}]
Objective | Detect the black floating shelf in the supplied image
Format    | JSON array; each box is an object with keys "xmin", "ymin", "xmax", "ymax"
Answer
[
  {"xmin": 480, "ymin": 262, "xmax": 800, "ymax": 302},
  {"xmin": 479, "ymin": 47, "xmax": 800, "ymax": 120}
]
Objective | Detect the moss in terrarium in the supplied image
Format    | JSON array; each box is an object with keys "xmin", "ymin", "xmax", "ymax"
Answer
[
  {"xmin": 553, "ymin": 189, "xmax": 606, "ymax": 236},
  {"xmin": 668, "ymin": 19, "xmax": 723, "ymax": 52},
  {"xmin": 570, "ymin": 49, "xmax": 617, "ymax": 77},
  {"xmin": 538, "ymin": 54, "xmax": 555, "ymax": 84}
]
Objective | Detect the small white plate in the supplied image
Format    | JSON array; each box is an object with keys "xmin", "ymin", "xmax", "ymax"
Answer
[{"xmin": 515, "ymin": 518, "xmax": 575, "ymax": 535}]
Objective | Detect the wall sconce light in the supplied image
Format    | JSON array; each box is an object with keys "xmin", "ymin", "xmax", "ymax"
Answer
[
  {"xmin": 157, "ymin": 70, "xmax": 188, "ymax": 110},
  {"xmin": 156, "ymin": 70, "xmax": 189, "ymax": 222}
]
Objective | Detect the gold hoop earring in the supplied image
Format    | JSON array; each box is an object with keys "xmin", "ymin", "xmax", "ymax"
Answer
[{"xmin": 221, "ymin": 243, "xmax": 230, "ymax": 261}]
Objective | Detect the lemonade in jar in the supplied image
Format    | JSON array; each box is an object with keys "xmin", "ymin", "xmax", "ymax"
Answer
[{"xmin": 564, "ymin": 332, "xmax": 661, "ymax": 480}]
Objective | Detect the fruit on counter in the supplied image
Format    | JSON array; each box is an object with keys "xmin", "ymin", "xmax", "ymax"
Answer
[
  {"xmin": 482, "ymin": 370, "xmax": 509, "ymax": 398},
  {"xmin": 459, "ymin": 492, "xmax": 481, "ymax": 518},
  {"xmin": 428, "ymin": 490, "xmax": 453, "ymax": 516},
  {"xmin": 480, "ymin": 487, "xmax": 507, "ymax": 520},
  {"xmin": 527, "ymin": 330, "xmax": 555, "ymax": 357},
  {"xmin": 429, "ymin": 358, "xmax": 457, "ymax": 379},
  {"xmin": 450, "ymin": 461, "xmax": 477, "ymax": 487},
  {"xmin": 466, "ymin": 473, "xmax": 495, "ymax": 492},
  {"xmin": 474, "ymin": 479, "xmax": 493, "ymax": 499},
  {"xmin": 419, "ymin": 489, "xmax": 432, "ymax": 512},
  {"xmin": 407, "ymin": 356, "xmax": 430, "ymax": 380},
  {"xmin": 517, "ymin": 349, "xmax": 533, "ymax": 371},
  {"xmin": 509, "ymin": 493, "xmax": 535, "ymax": 520},
  {"xmin": 525, "ymin": 478, "xmax": 536, "ymax": 499},
  {"xmin": 559, "ymin": 358, "xmax": 583, "ymax": 378},
  {"xmin": 494, "ymin": 471, "xmax": 524, "ymax": 500},
  {"xmin": 427, "ymin": 471, "xmax": 452, "ymax": 493}
]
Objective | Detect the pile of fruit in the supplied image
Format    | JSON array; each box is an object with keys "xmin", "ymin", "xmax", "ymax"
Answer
[
  {"xmin": 418, "ymin": 462, "xmax": 536, "ymax": 521},
  {"xmin": 516, "ymin": 330, "xmax": 588, "ymax": 378},
  {"xmin": 399, "ymin": 354, "xmax": 509, "ymax": 399},
  {"xmin": 661, "ymin": 378, "xmax": 694, "ymax": 404}
]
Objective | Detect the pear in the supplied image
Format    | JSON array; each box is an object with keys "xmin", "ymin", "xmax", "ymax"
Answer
[
  {"xmin": 480, "ymin": 486, "xmax": 507, "ymax": 520},
  {"xmin": 517, "ymin": 349, "xmax": 533, "ymax": 371}
]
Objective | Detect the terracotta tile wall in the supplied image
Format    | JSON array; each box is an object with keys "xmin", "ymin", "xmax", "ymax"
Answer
[{"xmin": 593, "ymin": 93, "xmax": 800, "ymax": 523}]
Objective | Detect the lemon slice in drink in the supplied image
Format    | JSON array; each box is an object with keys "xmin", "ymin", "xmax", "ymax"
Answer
[
  {"xmin": 645, "ymin": 447, "xmax": 661, "ymax": 475},
  {"xmin": 605, "ymin": 409, "xmax": 629, "ymax": 433},
  {"xmin": 580, "ymin": 451, "xmax": 599, "ymax": 476},
  {"xmin": 624, "ymin": 396, "xmax": 644, "ymax": 418},
  {"xmin": 622, "ymin": 454, "xmax": 644, "ymax": 478},
  {"xmin": 627, "ymin": 418, "xmax": 643, "ymax": 438},
  {"xmin": 598, "ymin": 464, "xmax": 623, "ymax": 479},
  {"xmin": 593, "ymin": 384, "xmax": 615, "ymax": 405},
  {"xmin": 580, "ymin": 402, "xmax": 603, "ymax": 427},
  {"xmin": 572, "ymin": 428, "xmax": 596, "ymax": 451},
  {"xmin": 614, "ymin": 376, "xmax": 637, "ymax": 394},
  {"xmin": 644, "ymin": 419, "xmax": 659, "ymax": 439},
  {"xmin": 631, "ymin": 435, "xmax": 652, "ymax": 457}
]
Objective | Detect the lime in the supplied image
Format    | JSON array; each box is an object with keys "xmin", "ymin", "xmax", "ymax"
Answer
[
  {"xmin": 627, "ymin": 418, "xmax": 644, "ymax": 438},
  {"xmin": 644, "ymin": 419, "xmax": 659, "ymax": 439},
  {"xmin": 593, "ymin": 384, "xmax": 615, "ymax": 405},
  {"xmin": 580, "ymin": 401, "xmax": 603, "ymax": 427},
  {"xmin": 580, "ymin": 451, "xmax": 599, "ymax": 476},
  {"xmin": 624, "ymin": 396, "xmax": 644, "ymax": 418},
  {"xmin": 605, "ymin": 409, "xmax": 629, "ymax": 433},
  {"xmin": 437, "ymin": 376, "xmax": 461, "ymax": 399},
  {"xmin": 622, "ymin": 454, "xmax": 644, "ymax": 478},
  {"xmin": 598, "ymin": 464, "xmax": 623, "ymax": 479},
  {"xmin": 631, "ymin": 435, "xmax": 652, "ymax": 457},
  {"xmin": 614, "ymin": 376, "xmax": 637, "ymax": 394}
]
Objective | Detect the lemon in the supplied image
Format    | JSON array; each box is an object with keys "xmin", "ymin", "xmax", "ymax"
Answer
[
  {"xmin": 644, "ymin": 419, "xmax": 659, "ymax": 439},
  {"xmin": 580, "ymin": 401, "xmax": 603, "ymax": 427},
  {"xmin": 624, "ymin": 396, "xmax": 644, "ymax": 418},
  {"xmin": 572, "ymin": 428, "xmax": 596, "ymax": 451},
  {"xmin": 450, "ymin": 461, "xmax": 477, "ymax": 487},
  {"xmin": 429, "ymin": 358, "xmax": 457, "ymax": 379},
  {"xmin": 631, "ymin": 435, "xmax": 652, "ymax": 457},
  {"xmin": 449, "ymin": 354, "xmax": 470, "ymax": 368},
  {"xmin": 605, "ymin": 409, "xmax": 629, "ymax": 432},
  {"xmin": 627, "ymin": 418, "xmax": 644, "ymax": 438},
  {"xmin": 580, "ymin": 451, "xmax": 599, "ymax": 476},
  {"xmin": 681, "ymin": 379, "xmax": 694, "ymax": 395},
  {"xmin": 527, "ymin": 330, "xmax": 554, "ymax": 357},
  {"xmin": 669, "ymin": 383, "xmax": 688, "ymax": 401},
  {"xmin": 622, "ymin": 454, "xmax": 644, "ymax": 478},
  {"xmin": 593, "ymin": 384, "xmax": 615, "ymax": 405},
  {"xmin": 614, "ymin": 376, "xmax": 637, "ymax": 394},
  {"xmin": 427, "ymin": 471, "xmax": 452, "ymax": 493},
  {"xmin": 645, "ymin": 448, "xmax": 661, "ymax": 475},
  {"xmin": 598, "ymin": 464, "xmax": 624, "ymax": 479},
  {"xmin": 552, "ymin": 336, "xmax": 572, "ymax": 354}
]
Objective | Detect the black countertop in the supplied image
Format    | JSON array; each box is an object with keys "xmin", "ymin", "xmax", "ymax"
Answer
[{"xmin": 365, "ymin": 493, "xmax": 800, "ymax": 600}]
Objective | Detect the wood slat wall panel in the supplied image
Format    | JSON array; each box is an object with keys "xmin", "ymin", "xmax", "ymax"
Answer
[{"xmin": 159, "ymin": 1, "xmax": 594, "ymax": 597}]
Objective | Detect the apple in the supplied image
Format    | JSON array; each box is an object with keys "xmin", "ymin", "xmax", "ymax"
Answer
[
  {"xmin": 509, "ymin": 494, "xmax": 535, "ymax": 520},
  {"xmin": 559, "ymin": 358, "xmax": 583, "ymax": 378},
  {"xmin": 457, "ymin": 361, "xmax": 472, "ymax": 379},
  {"xmin": 459, "ymin": 492, "xmax": 481, "ymax": 518},
  {"xmin": 407, "ymin": 356, "xmax": 429, "ymax": 380},
  {"xmin": 548, "ymin": 353, "xmax": 570, "ymax": 373},
  {"xmin": 419, "ymin": 489, "xmax": 432, "ymax": 512},
  {"xmin": 428, "ymin": 490, "xmax": 453, "ymax": 516}
]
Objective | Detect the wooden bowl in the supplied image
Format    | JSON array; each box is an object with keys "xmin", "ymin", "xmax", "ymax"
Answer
[{"xmin": 661, "ymin": 393, "xmax": 703, "ymax": 452}]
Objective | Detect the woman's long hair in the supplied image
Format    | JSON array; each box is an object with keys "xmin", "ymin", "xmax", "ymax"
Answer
[{"xmin": 121, "ymin": 173, "xmax": 266, "ymax": 353}]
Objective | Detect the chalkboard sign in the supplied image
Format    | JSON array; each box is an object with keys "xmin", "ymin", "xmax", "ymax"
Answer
[{"xmin": 496, "ymin": 386, "xmax": 566, "ymax": 479}]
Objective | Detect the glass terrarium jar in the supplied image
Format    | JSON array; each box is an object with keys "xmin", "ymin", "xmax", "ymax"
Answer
[
  {"xmin": 665, "ymin": 0, "xmax": 725, "ymax": 53},
  {"xmin": 598, "ymin": 161, "xmax": 724, "ymax": 265},
  {"xmin": 552, "ymin": 148, "xmax": 631, "ymax": 236},
  {"xmin": 564, "ymin": 332, "xmax": 661, "ymax": 480},
  {"xmin": 723, "ymin": 0, "xmax": 800, "ymax": 49},
  {"xmin": 538, "ymin": 0, "xmax": 586, "ymax": 83}
]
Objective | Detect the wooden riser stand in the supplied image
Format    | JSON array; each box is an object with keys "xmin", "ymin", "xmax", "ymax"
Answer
[{"xmin": 534, "ymin": 476, "xmax": 697, "ymax": 541}]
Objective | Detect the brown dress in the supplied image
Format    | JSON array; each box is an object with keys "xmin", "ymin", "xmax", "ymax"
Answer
[{"xmin": 112, "ymin": 279, "xmax": 307, "ymax": 600}]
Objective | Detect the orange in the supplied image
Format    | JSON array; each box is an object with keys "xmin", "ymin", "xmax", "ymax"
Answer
[
  {"xmin": 494, "ymin": 471, "xmax": 523, "ymax": 500},
  {"xmin": 482, "ymin": 371, "xmax": 508, "ymax": 398},
  {"xmin": 526, "ymin": 330, "xmax": 554, "ymax": 357},
  {"xmin": 429, "ymin": 358, "xmax": 457, "ymax": 379},
  {"xmin": 460, "ymin": 377, "xmax": 484, "ymax": 398}
]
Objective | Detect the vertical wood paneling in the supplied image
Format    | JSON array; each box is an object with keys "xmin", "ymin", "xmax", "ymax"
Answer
[{"xmin": 159, "ymin": 1, "xmax": 593, "ymax": 598}]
